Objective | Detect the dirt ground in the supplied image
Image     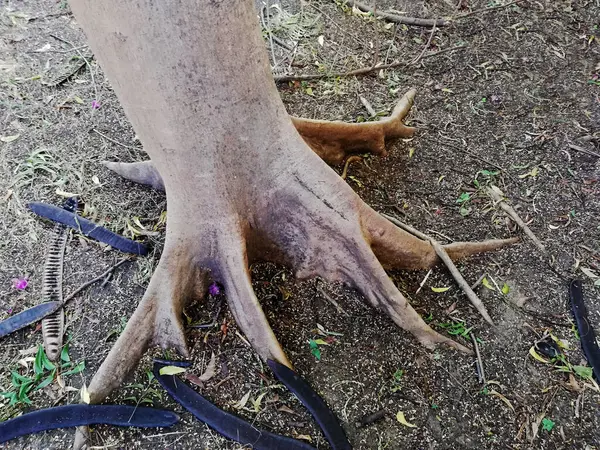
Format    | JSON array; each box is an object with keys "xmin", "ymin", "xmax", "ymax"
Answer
[{"xmin": 1, "ymin": 0, "xmax": 600, "ymax": 449}]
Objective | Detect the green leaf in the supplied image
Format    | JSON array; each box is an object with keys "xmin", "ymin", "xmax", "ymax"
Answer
[
  {"xmin": 501, "ymin": 283, "xmax": 510, "ymax": 295},
  {"xmin": 61, "ymin": 344, "xmax": 71, "ymax": 363},
  {"xmin": 482, "ymin": 277, "xmax": 495, "ymax": 290},
  {"xmin": 34, "ymin": 346, "xmax": 45, "ymax": 375},
  {"xmin": 541, "ymin": 417, "xmax": 555, "ymax": 432},
  {"xmin": 431, "ymin": 287, "xmax": 450, "ymax": 293},
  {"xmin": 35, "ymin": 373, "xmax": 55, "ymax": 391},
  {"xmin": 158, "ymin": 365, "xmax": 186, "ymax": 376},
  {"xmin": 312, "ymin": 339, "xmax": 329, "ymax": 346},
  {"xmin": 309, "ymin": 340, "xmax": 321, "ymax": 360},
  {"xmin": 456, "ymin": 192, "xmax": 471, "ymax": 204},
  {"xmin": 11, "ymin": 371, "xmax": 31, "ymax": 386},
  {"xmin": 393, "ymin": 369, "xmax": 404, "ymax": 381},
  {"xmin": 572, "ymin": 365, "xmax": 593, "ymax": 380},
  {"xmin": 62, "ymin": 361, "xmax": 85, "ymax": 376}
]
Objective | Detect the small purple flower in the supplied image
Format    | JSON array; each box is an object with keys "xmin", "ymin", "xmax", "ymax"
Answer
[
  {"xmin": 12, "ymin": 278, "xmax": 28, "ymax": 290},
  {"xmin": 91, "ymin": 100, "xmax": 101, "ymax": 109},
  {"xmin": 208, "ymin": 282, "xmax": 220, "ymax": 296}
]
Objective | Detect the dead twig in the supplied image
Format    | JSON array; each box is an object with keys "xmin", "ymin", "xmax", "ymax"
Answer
[
  {"xmin": 92, "ymin": 129, "xmax": 140, "ymax": 150},
  {"xmin": 341, "ymin": 156, "xmax": 363, "ymax": 180},
  {"xmin": 452, "ymin": 0, "xmax": 523, "ymax": 21},
  {"xmin": 49, "ymin": 34, "xmax": 98, "ymax": 101},
  {"xmin": 382, "ymin": 213, "xmax": 494, "ymax": 324},
  {"xmin": 274, "ymin": 45, "xmax": 466, "ymax": 82},
  {"xmin": 568, "ymin": 143, "xmax": 600, "ymax": 158},
  {"xmin": 316, "ymin": 285, "xmax": 350, "ymax": 316},
  {"xmin": 471, "ymin": 333, "xmax": 486, "ymax": 384},
  {"xmin": 343, "ymin": 0, "xmax": 448, "ymax": 27},
  {"xmin": 411, "ymin": 23, "xmax": 437, "ymax": 65},
  {"xmin": 486, "ymin": 186, "xmax": 546, "ymax": 255},
  {"xmin": 63, "ymin": 258, "xmax": 131, "ymax": 303},
  {"xmin": 415, "ymin": 269, "xmax": 433, "ymax": 294}
]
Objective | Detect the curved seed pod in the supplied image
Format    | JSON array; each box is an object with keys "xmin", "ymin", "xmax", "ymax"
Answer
[
  {"xmin": 28, "ymin": 202, "xmax": 148, "ymax": 255},
  {"xmin": 0, "ymin": 302, "xmax": 61, "ymax": 338},
  {"xmin": 153, "ymin": 361, "xmax": 316, "ymax": 450},
  {"xmin": 0, "ymin": 404, "xmax": 178, "ymax": 444},
  {"xmin": 569, "ymin": 279, "xmax": 600, "ymax": 380},
  {"xmin": 268, "ymin": 359, "xmax": 352, "ymax": 450},
  {"xmin": 41, "ymin": 198, "xmax": 76, "ymax": 361}
]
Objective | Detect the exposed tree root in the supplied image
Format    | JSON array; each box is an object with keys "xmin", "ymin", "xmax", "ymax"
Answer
[{"xmin": 101, "ymin": 90, "xmax": 416, "ymax": 186}]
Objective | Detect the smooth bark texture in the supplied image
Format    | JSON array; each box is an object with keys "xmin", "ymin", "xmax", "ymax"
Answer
[{"xmin": 68, "ymin": 0, "xmax": 517, "ymax": 447}]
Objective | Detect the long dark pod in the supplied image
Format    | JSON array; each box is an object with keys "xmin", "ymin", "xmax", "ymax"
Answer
[
  {"xmin": 569, "ymin": 279, "xmax": 600, "ymax": 380},
  {"xmin": 268, "ymin": 359, "xmax": 352, "ymax": 450},
  {"xmin": 153, "ymin": 361, "xmax": 316, "ymax": 450},
  {"xmin": 0, "ymin": 302, "xmax": 62, "ymax": 338},
  {"xmin": 0, "ymin": 404, "xmax": 178, "ymax": 443},
  {"xmin": 28, "ymin": 202, "xmax": 148, "ymax": 255}
]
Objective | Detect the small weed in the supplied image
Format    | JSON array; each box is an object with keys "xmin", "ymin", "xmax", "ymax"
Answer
[
  {"xmin": 438, "ymin": 319, "xmax": 473, "ymax": 338},
  {"xmin": 1, "ymin": 344, "xmax": 84, "ymax": 406},
  {"xmin": 13, "ymin": 149, "xmax": 62, "ymax": 187}
]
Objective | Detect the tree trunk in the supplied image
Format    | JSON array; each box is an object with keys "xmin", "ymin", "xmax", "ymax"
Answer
[{"xmin": 68, "ymin": 1, "xmax": 516, "ymax": 446}]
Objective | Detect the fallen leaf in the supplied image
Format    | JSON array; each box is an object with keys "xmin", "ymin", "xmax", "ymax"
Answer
[
  {"xmin": 572, "ymin": 365, "xmax": 593, "ymax": 380},
  {"xmin": 317, "ymin": 35, "xmax": 324, "ymax": 46},
  {"xmin": 252, "ymin": 392, "xmax": 267, "ymax": 412},
  {"xmin": 80, "ymin": 384, "xmax": 90, "ymax": 404},
  {"xmin": 278, "ymin": 405, "xmax": 297, "ymax": 415},
  {"xmin": 580, "ymin": 267, "xmax": 599, "ymax": 279},
  {"xmin": 396, "ymin": 411, "xmax": 417, "ymax": 428},
  {"xmin": 198, "ymin": 352, "xmax": 217, "ymax": 382},
  {"xmin": 184, "ymin": 373, "xmax": 204, "ymax": 387},
  {"xmin": 529, "ymin": 346, "xmax": 550, "ymax": 364},
  {"xmin": 431, "ymin": 287, "xmax": 450, "ymax": 293},
  {"xmin": 408, "ymin": 147, "xmax": 415, "ymax": 158},
  {"xmin": 1, "ymin": 134, "xmax": 20, "ymax": 143},
  {"xmin": 56, "ymin": 189, "xmax": 80, "ymax": 197},
  {"xmin": 541, "ymin": 417, "xmax": 555, "ymax": 432},
  {"xmin": 482, "ymin": 277, "xmax": 495, "ymax": 290},
  {"xmin": 235, "ymin": 390, "xmax": 251, "ymax": 409},
  {"xmin": 294, "ymin": 434, "xmax": 313, "ymax": 442},
  {"xmin": 35, "ymin": 43, "xmax": 52, "ymax": 52},
  {"xmin": 489, "ymin": 389, "xmax": 515, "ymax": 412},
  {"xmin": 159, "ymin": 365, "xmax": 187, "ymax": 376},
  {"xmin": 92, "ymin": 175, "xmax": 100, "ymax": 185}
]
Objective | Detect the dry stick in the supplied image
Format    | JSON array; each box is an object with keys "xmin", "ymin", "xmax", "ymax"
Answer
[
  {"xmin": 486, "ymin": 186, "xmax": 546, "ymax": 255},
  {"xmin": 343, "ymin": 0, "xmax": 448, "ymax": 27},
  {"xmin": 568, "ymin": 143, "xmax": 600, "ymax": 158},
  {"xmin": 382, "ymin": 213, "xmax": 494, "ymax": 325},
  {"xmin": 92, "ymin": 128, "xmax": 140, "ymax": 151},
  {"xmin": 49, "ymin": 34, "xmax": 98, "ymax": 102},
  {"xmin": 316, "ymin": 285, "xmax": 350, "ymax": 316},
  {"xmin": 415, "ymin": 268, "xmax": 432, "ymax": 294},
  {"xmin": 471, "ymin": 333, "xmax": 486, "ymax": 384},
  {"xmin": 341, "ymin": 155, "xmax": 363, "ymax": 179},
  {"xmin": 63, "ymin": 258, "xmax": 131, "ymax": 303},
  {"xmin": 411, "ymin": 22, "xmax": 437, "ymax": 65},
  {"xmin": 273, "ymin": 45, "xmax": 466, "ymax": 82},
  {"xmin": 451, "ymin": 0, "xmax": 523, "ymax": 21}
]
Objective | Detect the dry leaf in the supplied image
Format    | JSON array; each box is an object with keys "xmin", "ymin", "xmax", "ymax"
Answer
[
  {"xmin": 159, "ymin": 365, "xmax": 187, "ymax": 376},
  {"xmin": 431, "ymin": 287, "xmax": 450, "ymax": 293},
  {"xmin": 185, "ymin": 373, "xmax": 205, "ymax": 387},
  {"xmin": 81, "ymin": 384, "xmax": 90, "ymax": 404},
  {"xmin": 317, "ymin": 35, "xmax": 324, "ymax": 46},
  {"xmin": 252, "ymin": 392, "xmax": 267, "ymax": 412},
  {"xmin": 396, "ymin": 411, "xmax": 417, "ymax": 428},
  {"xmin": 1, "ymin": 134, "xmax": 20, "ymax": 143},
  {"xmin": 235, "ymin": 390, "xmax": 251, "ymax": 409},
  {"xmin": 580, "ymin": 267, "xmax": 599, "ymax": 279},
  {"xmin": 489, "ymin": 389, "xmax": 515, "ymax": 412},
  {"xmin": 278, "ymin": 405, "xmax": 297, "ymax": 415},
  {"xmin": 199, "ymin": 352, "xmax": 217, "ymax": 382},
  {"xmin": 529, "ymin": 346, "xmax": 550, "ymax": 364}
]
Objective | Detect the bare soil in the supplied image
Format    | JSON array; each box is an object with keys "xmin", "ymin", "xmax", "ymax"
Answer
[{"xmin": 1, "ymin": 0, "xmax": 599, "ymax": 449}]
